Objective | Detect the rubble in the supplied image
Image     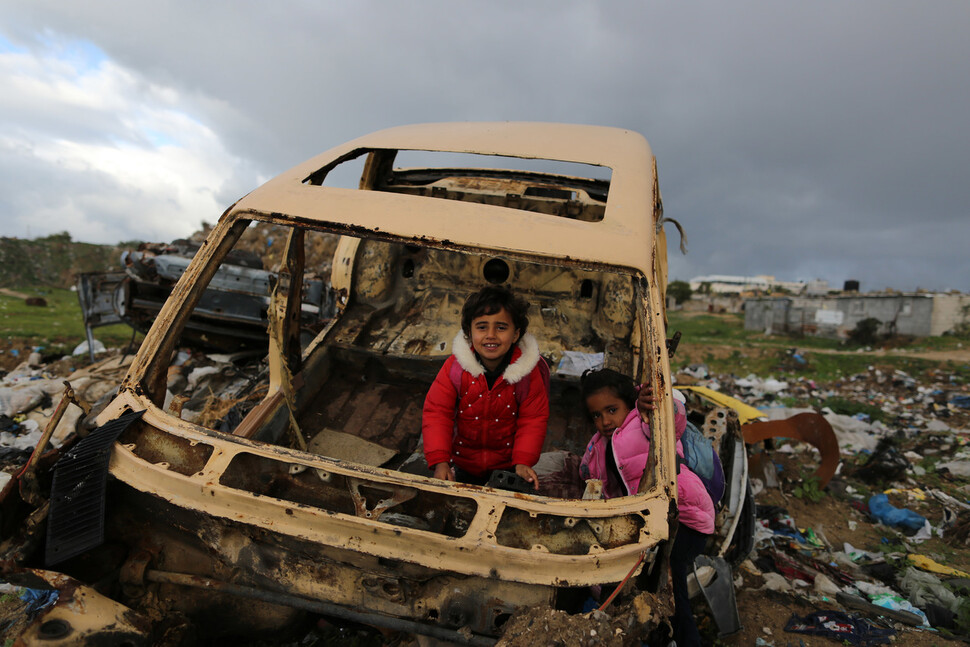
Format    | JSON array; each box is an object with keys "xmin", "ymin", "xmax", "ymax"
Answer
[
  {"xmin": 672, "ymin": 355, "xmax": 970, "ymax": 644},
  {"xmin": 0, "ymin": 333, "xmax": 966, "ymax": 644},
  {"xmin": 0, "ymin": 337, "xmax": 964, "ymax": 644}
]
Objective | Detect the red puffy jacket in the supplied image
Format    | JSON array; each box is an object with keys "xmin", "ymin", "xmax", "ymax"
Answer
[{"xmin": 423, "ymin": 332, "xmax": 549, "ymax": 476}]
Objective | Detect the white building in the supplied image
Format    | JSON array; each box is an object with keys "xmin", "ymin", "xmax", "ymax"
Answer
[{"xmin": 689, "ymin": 274, "xmax": 825, "ymax": 295}]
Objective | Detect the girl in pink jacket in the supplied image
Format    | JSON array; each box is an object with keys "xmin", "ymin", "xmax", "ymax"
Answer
[{"xmin": 579, "ymin": 369, "xmax": 713, "ymax": 647}]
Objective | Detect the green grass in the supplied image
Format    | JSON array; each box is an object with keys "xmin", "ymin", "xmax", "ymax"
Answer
[
  {"xmin": 667, "ymin": 312, "xmax": 751, "ymax": 344},
  {"xmin": 667, "ymin": 310, "xmax": 970, "ymax": 383},
  {"xmin": 668, "ymin": 311, "xmax": 844, "ymax": 350},
  {"xmin": 0, "ymin": 287, "xmax": 139, "ymax": 352},
  {"xmin": 812, "ymin": 396, "xmax": 889, "ymax": 422}
]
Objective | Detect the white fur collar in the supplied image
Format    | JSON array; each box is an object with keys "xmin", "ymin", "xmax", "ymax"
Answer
[{"xmin": 451, "ymin": 331, "xmax": 540, "ymax": 384}]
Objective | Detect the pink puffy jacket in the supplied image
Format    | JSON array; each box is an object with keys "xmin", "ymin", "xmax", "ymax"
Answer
[{"xmin": 579, "ymin": 399, "xmax": 715, "ymax": 535}]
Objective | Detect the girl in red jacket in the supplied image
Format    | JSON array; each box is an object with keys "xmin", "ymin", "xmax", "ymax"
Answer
[{"xmin": 422, "ymin": 286, "xmax": 549, "ymax": 489}]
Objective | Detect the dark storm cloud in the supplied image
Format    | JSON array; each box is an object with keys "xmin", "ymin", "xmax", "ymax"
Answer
[{"xmin": 1, "ymin": 1, "xmax": 967, "ymax": 291}]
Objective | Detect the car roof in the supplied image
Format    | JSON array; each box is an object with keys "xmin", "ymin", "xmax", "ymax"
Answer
[{"xmin": 230, "ymin": 122, "xmax": 658, "ymax": 273}]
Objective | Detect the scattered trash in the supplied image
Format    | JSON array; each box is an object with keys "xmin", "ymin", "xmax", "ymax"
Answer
[
  {"xmin": 681, "ymin": 363, "xmax": 710, "ymax": 380},
  {"xmin": 784, "ymin": 610, "xmax": 896, "ymax": 645},
  {"xmin": 0, "ymin": 384, "xmax": 52, "ymax": 416},
  {"xmin": 854, "ymin": 440, "xmax": 910, "ymax": 484},
  {"xmin": 868, "ymin": 592, "xmax": 929, "ymax": 626},
  {"xmin": 951, "ymin": 395, "xmax": 970, "ymax": 409},
  {"xmin": 907, "ymin": 553, "xmax": 970, "ymax": 578},
  {"xmin": 556, "ymin": 351, "xmax": 605, "ymax": 376},
  {"xmin": 898, "ymin": 566, "xmax": 960, "ymax": 615},
  {"xmin": 867, "ymin": 493, "xmax": 927, "ymax": 533},
  {"xmin": 760, "ymin": 572, "xmax": 791, "ymax": 593},
  {"xmin": 72, "ymin": 338, "xmax": 106, "ymax": 356},
  {"xmin": 837, "ymin": 591, "xmax": 926, "ymax": 627},
  {"xmin": 937, "ymin": 459, "xmax": 970, "ymax": 479},
  {"xmin": 812, "ymin": 572, "xmax": 841, "ymax": 596},
  {"xmin": 843, "ymin": 542, "xmax": 882, "ymax": 563}
]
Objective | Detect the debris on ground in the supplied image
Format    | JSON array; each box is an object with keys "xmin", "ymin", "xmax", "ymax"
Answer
[
  {"xmin": 0, "ymin": 332, "xmax": 968, "ymax": 644},
  {"xmin": 496, "ymin": 591, "xmax": 672, "ymax": 647},
  {"xmin": 677, "ymin": 360, "xmax": 970, "ymax": 645}
]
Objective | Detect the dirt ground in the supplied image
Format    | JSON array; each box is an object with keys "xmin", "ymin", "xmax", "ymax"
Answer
[{"xmin": 719, "ymin": 484, "xmax": 969, "ymax": 646}]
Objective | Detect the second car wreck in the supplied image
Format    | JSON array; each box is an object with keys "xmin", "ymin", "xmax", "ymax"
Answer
[{"xmin": 4, "ymin": 123, "xmax": 755, "ymax": 644}]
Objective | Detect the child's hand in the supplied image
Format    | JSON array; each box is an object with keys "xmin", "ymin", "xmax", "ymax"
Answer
[
  {"xmin": 514, "ymin": 464, "xmax": 539, "ymax": 490},
  {"xmin": 637, "ymin": 383, "xmax": 656, "ymax": 420},
  {"xmin": 433, "ymin": 463, "xmax": 455, "ymax": 482}
]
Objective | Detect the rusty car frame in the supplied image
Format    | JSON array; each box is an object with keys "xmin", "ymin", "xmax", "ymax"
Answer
[{"xmin": 6, "ymin": 123, "xmax": 753, "ymax": 644}]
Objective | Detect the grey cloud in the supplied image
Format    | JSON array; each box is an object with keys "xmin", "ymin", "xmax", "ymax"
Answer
[{"xmin": 1, "ymin": 0, "xmax": 968, "ymax": 291}]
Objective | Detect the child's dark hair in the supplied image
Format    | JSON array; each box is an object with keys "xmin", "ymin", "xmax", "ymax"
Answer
[
  {"xmin": 460, "ymin": 286, "xmax": 530, "ymax": 336},
  {"xmin": 580, "ymin": 369, "xmax": 638, "ymax": 410}
]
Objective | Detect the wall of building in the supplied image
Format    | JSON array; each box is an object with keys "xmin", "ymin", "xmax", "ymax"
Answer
[
  {"xmin": 675, "ymin": 295, "xmax": 746, "ymax": 314},
  {"xmin": 832, "ymin": 294, "xmax": 935, "ymax": 336},
  {"xmin": 930, "ymin": 294, "xmax": 970, "ymax": 336},
  {"xmin": 743, "ymin": 293, "xmax": 964, "ymax": 338}
]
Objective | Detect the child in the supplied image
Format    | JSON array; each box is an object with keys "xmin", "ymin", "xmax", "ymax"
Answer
[
  {"xmin": 579, "ymin": 369, "xmax": 714, "ymax": 647},
  {"xmin": 422, "ymin": 286, "xmax": 549, "ymax": 489}
]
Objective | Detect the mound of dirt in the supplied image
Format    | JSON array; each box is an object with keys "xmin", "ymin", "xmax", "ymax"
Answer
[{"xmin": 497, "ymin": 591, "xmax": 671, "ymax": 647}]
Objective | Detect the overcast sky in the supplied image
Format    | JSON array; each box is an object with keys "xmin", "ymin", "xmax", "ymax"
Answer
[{"xmin": 1, "ymin": 2, "xmax": 967, "ymax": 292}]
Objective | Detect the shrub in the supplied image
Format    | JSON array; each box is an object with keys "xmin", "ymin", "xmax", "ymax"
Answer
[
  {"xmin": 848, "ymin": 317, "xmax": 881, "ymax": 346},
  {"xmin": 667, "ymin": 280, "xmax": 692, "ymax": 305}
]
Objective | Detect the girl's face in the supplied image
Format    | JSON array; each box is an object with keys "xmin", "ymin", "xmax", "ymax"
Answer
[
  {"xmin": 585, "ymin": 388, "xmax": 633, "ymax": 437},
  {"xmin": 469, "ymin": 307, "xmax": 520, "ymax": 371}
]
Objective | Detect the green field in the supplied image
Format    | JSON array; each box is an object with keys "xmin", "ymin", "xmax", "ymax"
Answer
[
  {"xmin": 666, "ymin": 310, "xmax": 970, "ymax": 383},
  {"xmin": 0, "ymin": 287, "xmax": 140, "ymax": 354},
  {"xmin": 1, "ymin": 291, "xmax": 967, "ymax": 385}
]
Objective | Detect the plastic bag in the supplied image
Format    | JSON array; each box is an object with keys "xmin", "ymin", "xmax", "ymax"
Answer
[{"xmin": 868, "ymin": 494, "xmax": 927, "ymax": 533}]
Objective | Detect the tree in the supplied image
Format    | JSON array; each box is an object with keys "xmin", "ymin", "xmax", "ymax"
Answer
[
  {"xmin": 848, "ymin": 317, "xmax": 881, "ymax": 346},
  {"xmin": 667, "ymin": 280, "xmax": 693, "ymax": 305}
]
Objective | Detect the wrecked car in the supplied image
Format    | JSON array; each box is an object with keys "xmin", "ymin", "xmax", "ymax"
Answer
[
  {"xmin": 76, "ymin": 238, "xmax": 337, "ymax": 358},
  {"xmin": 10, "ymin": 123, "xmax": 754, "ymax": 644}
]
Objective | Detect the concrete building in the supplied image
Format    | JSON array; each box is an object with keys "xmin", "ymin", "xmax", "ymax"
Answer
[
  {"xmin": 744, "ymin": 292, "xmax": 970, "ymax": 338},
  {"xmin": 690, "ymin": 274, "xmax": 771, "ymax": 293},
  {"xmin": 690, "ymin": 274, "xmax": 829, "ymax": 295}
]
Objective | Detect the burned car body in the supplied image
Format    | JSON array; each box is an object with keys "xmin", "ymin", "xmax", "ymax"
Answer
[
  {"xmin": 32, "ymin": 123, "xmax": 751, "ymax": 643},
  {"xmin": 76, "ymin": 239, "xmax": 336, "ymax": 357}
]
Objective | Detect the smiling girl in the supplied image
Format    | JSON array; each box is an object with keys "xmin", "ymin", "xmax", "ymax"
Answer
[
  {"xmin": 578, "ymin": 368, "xmax": 714, "ymax": 647},
  {"xmin": 422, "ymin": 286, "xmax": 549, "ymax": 488}
]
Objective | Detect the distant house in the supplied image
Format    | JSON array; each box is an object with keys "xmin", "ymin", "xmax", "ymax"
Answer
[
  {"xmin": 690, "ymin": 274, "xmax": 829, "ymax": 295},
  {"xmin": 744, "ymin": 292, "xmax": 970, "ymax": 338}
]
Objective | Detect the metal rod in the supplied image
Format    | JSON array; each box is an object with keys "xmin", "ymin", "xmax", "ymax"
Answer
[
  {"xmin": 21, "ymin": 381, "xmax": 75, "ymax": 477},
  {"xmin": 145, "ymin": 569, "xmax": 496, "ymax": 646}
]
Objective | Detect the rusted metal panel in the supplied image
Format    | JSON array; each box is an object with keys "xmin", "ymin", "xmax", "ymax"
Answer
[
  {"xmin": 742, "ymin": 412, "xmax": 840, "ymax": 487},
  {"xmin": 233, "ymin": 123, "xmax": 656, "ymax": 275},
  {"xmin": 2, "ymin": 568, "xmax": 149, "ymax": 646},
  {"xmin": 52, "ymin": 123, "xmax": 722, "ymax": 640},
  {"xmin": 103, "ymin": 408, "xmax": 671, "ymax": 586}
]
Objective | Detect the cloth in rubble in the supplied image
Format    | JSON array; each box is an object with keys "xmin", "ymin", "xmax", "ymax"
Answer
[
  {"xmin": 784, "ymin": 610, "xmax": 895, "ymax": 646},
  {"xmin": 868, "ymin": 494, "xmax": 927, "ymax": 534}
]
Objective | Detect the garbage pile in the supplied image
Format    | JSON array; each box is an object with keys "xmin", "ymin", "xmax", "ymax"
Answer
[
  {"xmin": 677, "ymin": 363, "xmax": 970, "ymax": 644},
  {"xmin": 690, "ymin": 365, "xmax": 970, "ymax": 432},
  {"xmin": 0, "ymin": 345, "xmax": 268, "ymax": 478},
  {"xmin": 1, "ymin": 344, "xmax": 968, "ymax": 644},
  {"xmin": 0, "ymin": 351, "xmax": 128, "ymax": 481}
]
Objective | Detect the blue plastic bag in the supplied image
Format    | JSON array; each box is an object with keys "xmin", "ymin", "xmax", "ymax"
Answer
[
  {"xmin": 18, "ymin": 587, "xmax": 58, "ymax": 618},
  {"xmin": 868, "ymin": 494, "xmax": 927, "ymax": 533}
]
